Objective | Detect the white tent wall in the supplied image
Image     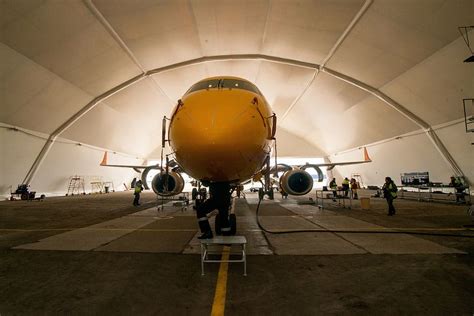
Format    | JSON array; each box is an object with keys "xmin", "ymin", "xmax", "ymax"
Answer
[
  {"xmin": 1, "ymin": 126, "xmax": 43, "ymax": 197},
  {"xmin": 275, "ymin": 127, "xmax": 325, "ymax": 158},
  {"xmin": 1, "ymin": 0, "xmax": 472, "ymax": 197},
  {"xmin": 329, "ymin": 122, "xmax": 472, "ymax": 190},
  {"xmin": 434, "ymin": 121, "xmax": 474, "ymax": 185},
  {"xmin": 1, "ymin": 125, "xmax": 142, "ymax": 199}
]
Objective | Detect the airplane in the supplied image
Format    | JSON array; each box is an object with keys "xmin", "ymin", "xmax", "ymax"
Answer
[{"xmin": 101, "ymin": 76, "xmax": 371, "ymax": 234}]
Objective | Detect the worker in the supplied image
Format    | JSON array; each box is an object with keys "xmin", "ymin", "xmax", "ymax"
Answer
[
  {"xmin": 350, "ymin": 178, "xmax": 358, "ymax": 199},
  {"xmin": 382, "ymin": 177, "xmax": 398, "ymax": 216},
  {"xmin": 450, "ymin": 176, "xmax": 465, "ymax": 204},
  {"xmin": 329, "ymin": 178, "xmax": 338, "ymax": 199},
  {"xmin": 236, "ymin": 184, "xmax": 245, "ymax": 198},
  {"xmin": 342, "ymin": 177, "xmax": 350, "ymax": 198},
  {"xmin": 194, "ymin": 182, "xmax": 232, "ymax": 239},
  {"xmin": 133, "ymin": 180, "xmax": 144, "ymax": 206}
]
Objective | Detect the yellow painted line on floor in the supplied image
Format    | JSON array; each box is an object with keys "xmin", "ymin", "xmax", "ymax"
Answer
[{"xmin": 211, "ymin": 246, "xmax": 230, "ymax": 316}]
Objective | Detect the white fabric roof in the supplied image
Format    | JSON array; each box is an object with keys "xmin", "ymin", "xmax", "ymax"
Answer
[{"xmin": 1, "ymin": 0, "xmax": 473, "ymax": 182}]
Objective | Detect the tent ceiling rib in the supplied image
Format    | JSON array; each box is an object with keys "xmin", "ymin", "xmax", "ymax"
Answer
[
  {"xmin": 1, "ymin": 0, "xmax": 471, "ymax": 186},
  {"xmin": 23, "ymin": 53, "xmax": 465, "ymax": 185}
]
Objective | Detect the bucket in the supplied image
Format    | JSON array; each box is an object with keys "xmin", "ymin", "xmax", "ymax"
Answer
[{"xmin": 360, "ymin": 197, "xmax": 370, "ymax": 210}]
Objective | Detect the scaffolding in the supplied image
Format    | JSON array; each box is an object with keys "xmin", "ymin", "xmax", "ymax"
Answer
[
  {"xmin": 90, "ymin": 176, "xmax": 104, "ymax": 194},
  {"xmin": 90, "ymin": 177, "xmax": 115, "ymax": 194},
  {"xmin": 66, "ymin": 176, "xmax": 85, "ymax": 196}
]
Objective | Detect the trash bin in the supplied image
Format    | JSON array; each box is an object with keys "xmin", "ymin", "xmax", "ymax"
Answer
[
  {"xmin": 360, "ymin": 197, "xmax": 370, "ymax": 210},
  {"xmin": 104, "ymin": 186, "xmax": 109, "ymax": 193}
]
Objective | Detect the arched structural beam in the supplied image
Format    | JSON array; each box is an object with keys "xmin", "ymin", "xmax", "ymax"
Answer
[
  {"xmin": 23, "ymin": 53, "xmax": 465, "ymax": 185},
  {"xmin": 22, "ymin": 74, "xmax": 146, "ymax": 184},
  {"xmin": 281, "ymin": 0, "xmax": 373, "ymax": 121}
]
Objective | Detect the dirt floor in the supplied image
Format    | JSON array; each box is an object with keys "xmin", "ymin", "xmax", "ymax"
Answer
[{"xmin": 0, "ymin": 190, "xmax": 473, "ymax": 315}]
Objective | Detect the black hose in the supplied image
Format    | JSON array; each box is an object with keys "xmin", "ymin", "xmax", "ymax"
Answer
[{"xmin": 255, "ymin": 197, "xmax": 474, "ymax": 238}]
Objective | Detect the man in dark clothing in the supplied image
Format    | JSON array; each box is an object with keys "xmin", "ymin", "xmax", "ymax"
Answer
[
  {"xmin": 194, "ymin": 182, "xmax": 232, "ymax": 239},
  {"xmin": 329, "ymin": 178, "xmax": 337, "ymax": 198},
  {"xmin": 382, "ymin": 177, "xmax": 397, "ymax": 216},
  {"xmin": 450, "ymin": 176, "xmax": 466, "ymax": 204}
]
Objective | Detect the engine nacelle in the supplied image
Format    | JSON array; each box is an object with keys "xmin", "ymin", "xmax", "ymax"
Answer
[
  {"xmin": 279, "ymin": 169, "xmax": 314, "ymax": 196},
  {"xmin": 151, "ymin": 171, "xmax": 185, "ymax": 196}
]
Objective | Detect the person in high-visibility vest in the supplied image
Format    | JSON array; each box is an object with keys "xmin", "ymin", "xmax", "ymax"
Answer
[
  {"xmin": 133, "ymin": 180, "xmax": 144, "ymax": 206},
  {"xmin": 342, "ymin": 177, "xmax": 350, "ymax": 197},
  {"xmin": 382, "ymin": 177, "xmax": 398, "ymax": 216}
]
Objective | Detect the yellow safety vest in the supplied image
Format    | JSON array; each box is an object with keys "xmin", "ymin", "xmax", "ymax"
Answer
[{"xmin": 134, "ymin": 184, "xmax": 142, "ymax": 194}]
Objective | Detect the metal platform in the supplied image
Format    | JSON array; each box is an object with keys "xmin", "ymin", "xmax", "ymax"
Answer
[{"xmin": 200, "ymin": 236, "xmax": 247, "ymax": 276}]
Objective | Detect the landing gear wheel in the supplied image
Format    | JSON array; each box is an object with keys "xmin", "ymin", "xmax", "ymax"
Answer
[
  {"xmin": 258, "ymin": 188, "xmax": 264, "ymax": 200},
  {"xmin": 215, "ymin": 214, "xmax": 222, "ymax": 235},
  {"xmin": 229, "ymin": 214, "xmax": 236, "ymax": 235},
  {"xmin": 191, "ymin": 188, "xmax": 198, "ymax": 200}
]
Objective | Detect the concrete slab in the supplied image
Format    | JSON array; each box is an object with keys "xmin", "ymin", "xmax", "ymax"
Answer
[
  {"xmin": 257, "ymin": 215, "xmax": 319, "ymax": 231},
  {"xmin": 14, "ymin": 206, "xmax": 170, "ymax": 251},
  {"xmin": 96, "ymin": 214, "xmax": 197, "ymax": 253},
  {"xmin": 266, "ymin": 232, "xmax": 367, "ymax": 255},
  {"xmin": 280, "ymin": 204, "xmax": 465, "ymax": 255},
  {"xmin": 336, "ymin": 232, "xmax": 466, "ymax": 254},
  {"xmin": 97, "ymin": 230, "xmax": 196, "ymax": 253},
  {"xmin": 14, "ymin": 196, "xmax": 463, "ymax": 256}
]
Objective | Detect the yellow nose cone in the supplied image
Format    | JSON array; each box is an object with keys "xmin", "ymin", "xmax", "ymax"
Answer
[{"xmin": 169, "ymin": 89, "xmax": 272, "ymax": 182}]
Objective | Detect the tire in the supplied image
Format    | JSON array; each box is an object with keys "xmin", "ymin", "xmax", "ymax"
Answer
[
  {"xmin": 191, "ymin": 188, "xmax": 197, "ymax": 200},
  {"xmin": 229, "ymin": 214, "xmax": 236, "ymax": 235}
]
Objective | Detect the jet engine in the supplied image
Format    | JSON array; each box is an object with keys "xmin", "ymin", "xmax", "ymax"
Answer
[
  {"xmin": 151, "ymin": 171, "xmax": 185, "ymax": 196},
  {"xmin": 279, "ymin": 169, "xmax": 314, "ymax": 196}
]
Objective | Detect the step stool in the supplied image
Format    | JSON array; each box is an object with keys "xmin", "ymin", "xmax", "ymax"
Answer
[{"xmin": 200, "ymin": 236, "xmax": 247, "ymax": 276}]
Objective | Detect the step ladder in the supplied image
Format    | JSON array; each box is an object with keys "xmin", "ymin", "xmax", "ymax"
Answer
[{"xmin": 66, "ymin": 176, "xmax": 85, "ymax": 196}]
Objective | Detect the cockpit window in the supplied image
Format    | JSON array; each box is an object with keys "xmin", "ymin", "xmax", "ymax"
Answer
[
  {"xmin": 185, "ymin": 78, "xmax": 261, "ymax": 95},
  {"xmin": 186, "ymin": 79, "xmax": 220, "ymax": 94},
  {"xmin": 221, "ymin": 79, "xmax": 261, "ymax": 94}
]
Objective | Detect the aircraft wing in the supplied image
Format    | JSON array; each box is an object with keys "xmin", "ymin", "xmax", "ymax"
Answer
[
  {"xmin": 301, "ymin": 147, "xmax": 372, "ymax": 171},
  {"xmin": 99, "ymin": 152, "xmax": 160, "ymax": 172},
  {"xmin": 318, "ymin": 147, "xmax": 372, "ymax": 170}
]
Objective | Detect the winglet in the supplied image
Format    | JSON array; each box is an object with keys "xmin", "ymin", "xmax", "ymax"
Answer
[
  {"xmin": 100, "ymin": 151, "xmax": 108, "ymax": 166},
  {"xmin": 363, "ymin": 147, "xmax": 371, "ymax": 162}
]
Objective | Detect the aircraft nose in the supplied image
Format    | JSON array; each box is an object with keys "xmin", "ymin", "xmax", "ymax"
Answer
[
  {"xmin": 177, "ymin": 93, "xmax": 259, "ymax": 142},
  {"xmin": 168, "ymin": 91, "xmax": 270, "ymax": 181}
]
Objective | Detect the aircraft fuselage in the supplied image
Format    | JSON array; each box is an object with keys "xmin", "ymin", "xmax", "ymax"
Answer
[{"xmin": 169, "ymin": 77, "xmax": 274, "ymax": 184}]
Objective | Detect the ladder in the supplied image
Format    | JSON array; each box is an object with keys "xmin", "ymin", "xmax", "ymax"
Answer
[{"xmin": 66, "ymin": 176, "xmax": 85, "ymax": 196}]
